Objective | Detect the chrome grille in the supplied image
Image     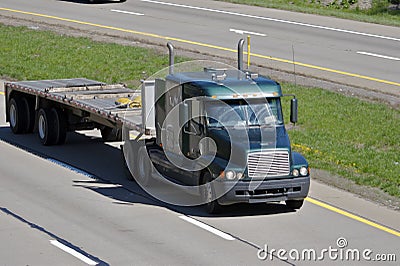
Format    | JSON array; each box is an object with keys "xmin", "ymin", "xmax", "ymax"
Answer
[{"xmin": 247, "ymin": 150, "xmax": 290, "ymax": 178}]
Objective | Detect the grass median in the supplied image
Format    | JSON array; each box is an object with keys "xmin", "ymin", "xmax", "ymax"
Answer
[
  {"xmin": 216, "ymin": 0, "xmax": 400, "ymax": 27},
  {"xmin": 1, "ymin": 24, "xmax": 399, "ymax": 198},
  {"xmin": 282, "ymin": 85, "xmax": 399, "ymax": 198},
  {"xmin": 0, "ymin": 25, "xmax": 179, "ymax": 88}
]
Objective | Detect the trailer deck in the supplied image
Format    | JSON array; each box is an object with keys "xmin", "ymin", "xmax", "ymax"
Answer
[{"xmin": 5, "ymin": 78, "xmax": 144, "ymax": 133}]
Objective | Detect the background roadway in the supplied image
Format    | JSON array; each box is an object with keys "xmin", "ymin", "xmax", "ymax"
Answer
[
  {"xmin": 0, "ymin": 1, "xmax": 399, "ymax": 264},
  {"xmin": 0, "ymin": 0, "xmax": 399, "ymax": 96}
]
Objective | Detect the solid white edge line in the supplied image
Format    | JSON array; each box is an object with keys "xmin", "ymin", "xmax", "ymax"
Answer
[
  {"xmin": 50, "ymin": 240, "xmax": 98, "ymax": 265},
  {"xmin": 140, "ymin": 0, "xmax": 400, "ymax": 42},
  {"xmin": 230, "ymin": 28, "xmax": 266, "ymax": 37},
  {"xmin": 357, "ymin": 51, "xmax": 400, "ymax": 61},
  {"xmin": 46, "ymin": 158, "xmax": 95, "ymax": 179},
  {"xmin": 111, "ymin": 9, "xmax": 144, "ymax": 16},
  {"xmin": 179, "ymin": 216, "xmax": 235, "ymax": 241}
]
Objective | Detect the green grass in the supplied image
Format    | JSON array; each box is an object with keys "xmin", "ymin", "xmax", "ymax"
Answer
[
  {"xmin": 1, "ymin": 24, "xmax": 399, "ymax": 197},
  {"xmin": 216, "ymin": 0, "xmax": 400, "ymax": 27},
  {"xmin": 282, "ymin": 84, "xmax": 400, "ymax": 197},
  {"xmin": 0, "ymin": 25, "xmax": 186, "ymax": 88}
]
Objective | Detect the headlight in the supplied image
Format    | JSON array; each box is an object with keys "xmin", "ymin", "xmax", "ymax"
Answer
[
  {"xmin": 292, "ymin": 169, "xmax": 299, "ymax": 177},
  {"xmin": 225, "ymin": 170, "xmax": 236, "ymax": 180},
  {"xmin": 300, "ymin": 166, "xmax": 308, "ymax": 176}
]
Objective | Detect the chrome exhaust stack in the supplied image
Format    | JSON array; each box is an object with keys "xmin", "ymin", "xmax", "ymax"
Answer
[
  {"xmin": 237, "ymin": 39, "xmax": 245, "ymax": 71},
  {"xmin": 167, "ymin": 42, "xmax": 175, "ymax": 75}
]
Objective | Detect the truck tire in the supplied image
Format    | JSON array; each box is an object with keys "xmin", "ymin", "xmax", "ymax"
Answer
[
  {"xmin": 136, "ymin": 147, "xmax": 153, "ymax": 187},
  {"xmin": 51, "ymin": 108, "xmax": 68, "ymax": 145},
  {"xmin": 9, "ymin": 97, "xmax": 28, "ymax": 134},
  {"xmin": 22, "ymin": 97, "xmax": 36, "ymax": 133},
  {"xmin": 38, "ymin": 108, "xmax": 58, "ymax": 146},
  {"xmin": 101, "ymin": 126, "xmax": 122, "ymax": 142},
  {"xmin": 201, "ymin": 172, "xmax": 222, "ymax": 214},
  {"xmin": 285, "ymin": 199, "xmax": 304, "ymax": 209}
]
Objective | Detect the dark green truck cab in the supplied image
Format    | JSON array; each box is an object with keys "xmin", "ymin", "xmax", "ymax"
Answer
[{"xmin": 138, "ymin": 67, "xmax": 310, "ymax": 213}]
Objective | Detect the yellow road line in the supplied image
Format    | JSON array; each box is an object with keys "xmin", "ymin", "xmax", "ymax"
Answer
[
  {"xmin": 1, "ymin": 7, "xmax": 399, "ymax": 88},
  {"xmin": 306, "ymin": 197, "xmax": 400, "ymax": 237},
  {"xmin": 252, "ymin": 52, "xmax": 400, "ymax": 87},
  {"xmin": 0, "ymin": 91, "xmax": 5, "ymax": 95}
]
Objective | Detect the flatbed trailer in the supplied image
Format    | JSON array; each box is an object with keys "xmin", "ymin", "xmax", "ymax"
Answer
[{"xmin": 4, "ymin": 78, "xmax": 149, "ymax": 145}]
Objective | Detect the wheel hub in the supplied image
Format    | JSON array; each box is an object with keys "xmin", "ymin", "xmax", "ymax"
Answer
[
  {"xmin": 10, "ymin": 104, "xmax": 17, "ymax": 128},
  {"xmin": 38, "ymin": 115, "xmax": 46, "ymax": 139}
]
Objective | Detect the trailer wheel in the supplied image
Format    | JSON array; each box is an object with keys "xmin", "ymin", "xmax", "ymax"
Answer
[
  {"xmin": 101, "ymin": 126, "xmax": 122, "ymax": 142},
  {"xmin": 285, "ymin": 199, "xmax": 304, "ymax": 210},
  {"xmin": 22, "ymin": 97, "xmax": 36, "ymax": 133},
  {"xmin": 201, "ymin": 172, "xmax": 222, "ymax": 214},
  {"xmin": 136, "ymin": 147, "xmax": 153, "ymax": 187},
  {"xmin": 51, "ymin": 108, "xmax": 68, "ymax": 145},
  {"xmin": 9, "ymin": 97, "xmax": 29, "ymax": 134},
  {"xmin": 38, "ymin": 108, "xmax": 58, "ymax": 146}
]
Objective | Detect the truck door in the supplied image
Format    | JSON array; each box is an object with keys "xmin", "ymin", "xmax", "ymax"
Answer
[
  {"xmin": 182, "ymin": 99, "xmax": 203, "ymax": 159},
  {"xmin": 168, "ymin": 98, "xmax": 203, "ymax": 185}
]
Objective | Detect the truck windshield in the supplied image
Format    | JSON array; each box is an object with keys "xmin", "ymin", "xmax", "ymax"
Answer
[{"xmin": 205, "ymin": 98, "xmax": 283, "ymax": 128}]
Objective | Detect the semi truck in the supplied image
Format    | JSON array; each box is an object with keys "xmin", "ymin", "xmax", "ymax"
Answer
[{"xmin": 4, "ymin": 40, "xmax": 310, "ymax": 213}]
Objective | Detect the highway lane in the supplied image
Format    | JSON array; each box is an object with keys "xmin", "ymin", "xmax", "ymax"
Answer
[
  {"xmin": 0, "ymin": 141, "xmax": 265, "ymax": 265},
  {"xmin": 0, "ymin": 0, "xmax": 399, "ymax": 95},
  {"xmin": 0, "ymin": 2, "xmax": 399, "ymax": 264},
  {"xmin": 1, "ymin": 86, "xmax": 399, "ymax": 265},
  {"xmin": 0, "ymin": 107, "xmax": 268, "ymax": 264}
]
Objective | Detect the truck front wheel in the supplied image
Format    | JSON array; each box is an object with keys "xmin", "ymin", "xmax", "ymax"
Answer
[
  {"xmin": 136, "ymin": 147, "xmax": 153, "ymax": 187},
  {"xmin": 201, "ymin": 173, "xmax": 222, "ymax": 214},
  {"xmin": 285, "ymin": 199, "xmax": 304, "ymax": 209}
]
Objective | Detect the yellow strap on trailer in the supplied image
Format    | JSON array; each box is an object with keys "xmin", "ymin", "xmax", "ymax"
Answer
[{"xmin": 115, "ymin": 96, "xmax": 141, "ymax": 108}]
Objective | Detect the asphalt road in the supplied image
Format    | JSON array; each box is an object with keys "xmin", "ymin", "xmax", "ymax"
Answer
[
  {"xmin": 0, "ymin": 0, "xmax": 399, "ymax": 96},
  {"xmin": 0, "ymin": 1, "xmax": 400, "ymax": 265},
  {"xmin": 1, "ymin": 86, "xmax": 399, "ymax": 265}
]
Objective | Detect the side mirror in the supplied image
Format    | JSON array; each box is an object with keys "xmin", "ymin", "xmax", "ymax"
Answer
[{"xmin": 290, "ymin": 98, "xmax": 298, "ymax": 124}]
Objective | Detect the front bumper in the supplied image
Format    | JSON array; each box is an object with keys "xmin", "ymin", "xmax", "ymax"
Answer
[{"xmin": 216, "ymin": 176, "xmax": 310, "ymax": 205}]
